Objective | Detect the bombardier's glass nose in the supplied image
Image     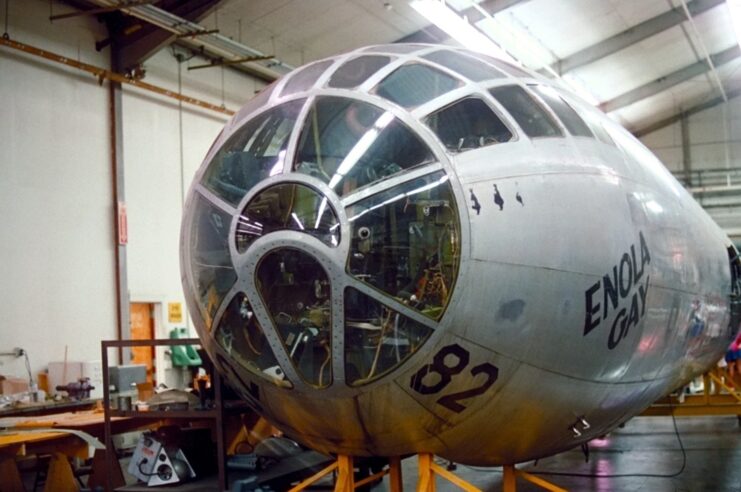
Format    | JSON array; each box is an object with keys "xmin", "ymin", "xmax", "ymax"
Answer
[{"xmin": 185, "ymin": 88, "xmax": 464, "ymax": 392}]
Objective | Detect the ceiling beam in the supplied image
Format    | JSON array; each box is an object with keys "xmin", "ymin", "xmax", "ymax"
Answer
[
  {"xmin": 552, "ymin": 0, "xmax": 724, "ymax": 74},
  {"xmin": 599, "ymin": 45, "xmax": 740, "ymax": 113},
  {"xmin": 396, "ymin": 0, "xmax": 531, "ymax": 44},
  {"xmin": 632, "ymin": 80, "xmax": 741, "ymax": 137},
  {"xmin": 106, "ymin": 0, "xmax": 224, "ymax": 73}
]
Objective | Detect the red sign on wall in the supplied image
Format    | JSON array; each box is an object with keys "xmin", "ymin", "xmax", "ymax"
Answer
[{"xmin": 118, "ymin": 201, "xmax": 128, "ymax": 245}]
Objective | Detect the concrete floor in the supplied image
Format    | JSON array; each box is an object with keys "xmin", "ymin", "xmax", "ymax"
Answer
[{"xmin": 375, "ymin": 416, "xmax": 741, "ymax": 492}]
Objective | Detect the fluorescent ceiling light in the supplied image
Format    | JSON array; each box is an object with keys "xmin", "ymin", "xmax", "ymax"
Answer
[
  {"xmin": 410, "ymin": 0, "xmax": 514, "ymax": 61},
  {"xmin": 730, "ymin": 0, "xmax": 741, "ymax": 48}
]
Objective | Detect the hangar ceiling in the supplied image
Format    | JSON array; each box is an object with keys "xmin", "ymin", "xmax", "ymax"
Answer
[{"xmin": 59, "ymin": 0, "xmax": 741, "ymax": 136}]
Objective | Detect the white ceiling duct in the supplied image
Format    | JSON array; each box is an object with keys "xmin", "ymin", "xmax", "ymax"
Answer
[{"xmin": 87, "ymin": 0, "xmax": 294, "ymax": 80}]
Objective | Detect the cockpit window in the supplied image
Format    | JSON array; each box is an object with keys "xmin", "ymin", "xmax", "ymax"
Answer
[
  {"xmin": 293, "ymin": 97, "xmax": 435, "ymax": 195},
  {"xmin": 423, "ymin": 50, "xmax": 505, "ymax": 82},
  {"xmin": 256, "ymin": 249, "xmax": 332, "ymax": 388},
  {"xmin": 374, "ymin": 63, "xmax": 462, "ymax": 108},
  {"xmin": 344, "ymin": 287, "xmax": 433, "ymax": 386},
  {"xmin": 346, "ymin": 171, "xmax": 460, "ymax": 320},
  {"xmin": 489, "ymin": 85, "xmax": 563, "ymax": 138},
  {"xmin": 202, "ymin": 100, "xmax": 305, "ymax": 206},
  {"xmin": 328, "ymin": 55, "xmax": 391, "ymax": 88},
  {"xmin": 469, "ymin": 52, "xmax": 533, "ymax": 78},
  {"xmin": 235, "ymin": 183, "xmax": 340, "ymax": 253},
  {"xmin": 281, "ymin": 60, "xmax": 333, "ymax": 97},
  {"xmin": 215, "ymin": 293, "xmax": 292, "ymax": 388},
  {"xmin": 530, "ymin": 85, "xmax": 593, "ymax": 137},
  {"xmin": 425, "ymin": 97, "xmax": 513, "ymax": 153}
]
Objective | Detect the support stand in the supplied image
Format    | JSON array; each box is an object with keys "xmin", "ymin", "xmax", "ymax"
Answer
[
  {"xmin": 288, "ymin": 455, "xmax": 402, "ymax": 492},
  {"xmin": 287, "ymin": 453, "xmax": 566, "ymax": 491},
  {"xmin": 416, "ymin": 454, "xmax": 566, "ymax": 492},
  {"xmin": 502, "ymin": 465, "xmax": 567, "ymax": 492}
]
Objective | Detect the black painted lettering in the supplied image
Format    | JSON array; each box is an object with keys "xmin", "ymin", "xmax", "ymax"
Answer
[
  {"xmin": 603, "ymin": 267, "xmax": 619, "ymax": 319},
  {"xmin": 619, "ymin": 253, "xmax": 633, "ymax": 298},
  {"xmin": 584, "ymin": 281, "xmax": 601, "ymax": 336},
  {"xmin": 640, "ymin": 231, "xmax": 651, "ymax": 269},
  {"xmin": 639, "ymin": 275, "xmax": 650, "ymax": 316},
  {"xmin": 608, "ymin": 308, "xmax": 627, "ymax": 350},
  {"xmin": 631, "ymin": 244, "xmax": 643, "ymax": 284},
  {"xmin": 625, "ymin": 293, "xmax": 640, "ymax": 336}
]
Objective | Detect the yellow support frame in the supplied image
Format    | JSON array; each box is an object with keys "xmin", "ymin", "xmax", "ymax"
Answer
[
  {"xmin": 416, "ymin": 453, "xmax": 566, "ymax": 492},
  {"xmin": 640, "ymin": 367, "xmax": 741, "ymax": 417},
  {"xmin": 288, "ymin": 455, "xmax": 402, "ymax": 492}
]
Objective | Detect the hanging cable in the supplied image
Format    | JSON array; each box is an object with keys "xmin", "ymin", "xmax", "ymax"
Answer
[{"xmin": 3, "ymin": 0, "xmax": 10, "ymax": 39}]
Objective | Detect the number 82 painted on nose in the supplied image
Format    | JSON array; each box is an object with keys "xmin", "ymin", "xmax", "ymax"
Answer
[{"xmin": 410, "ymin": 344, "xmax": 499, "ymax": 413}]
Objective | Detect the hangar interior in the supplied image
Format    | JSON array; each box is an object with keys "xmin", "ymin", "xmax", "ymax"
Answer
[{"xmin": 1, "ymin": 0, "xmax": 741, "ymax": 490}]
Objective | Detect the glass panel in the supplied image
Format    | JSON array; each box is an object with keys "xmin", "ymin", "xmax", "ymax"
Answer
[
  {"xmin": 235, "ymin": 183, "xmax": 340, "ymax": 253},
  {"xmin": 232, "ymin": 81, "xmax": 277, "ymax": 123},
  {"xmin": 215, "ymin": 293, "xmax": 292, "ymax": 388},
  {"xmin": 346, "ymin": 172, "xmax": 460, "ymax": 320},
  {"xmin": 202, "ymin": 100, "xmax": 305, "ymax": 206},
  {"xmin": 294, "ymin": 97, "xmax": 434, "ymax": 195},
  {"xmin": 423, "ymin": 50, "xmax": 505, "ymax": 81},
  {"xmin": 530, "ymin": 85, "xmax": 592, "ymax": 137},
  {"xmin": 189, "ymin": 194, "xmax": 237, "ymax": 331},
  {"xmin": 256, "ymin": 249, "xmax": 332, "ymax": 388},
  {"xmin": 468, "ymin": 52, "xmax": 533, "ymax": 78},
  {"xmin": 328, "ymin": 55, "xmax": 391, "ymax": 88},
  {"xmin": 489, "ymin": 85, "xmax": 563, "ymax": 138},
  {"xmin": 280, "ymin": 60, "xmax": 333, "ymax": 96},
  {"xmin": 344, "ymin": 288, "xmax": 433, "ymax": 386},
  {"xmin": 363, "ymin": 44, "xmax": 427, "ymax": 54},
  {"xmin": 374, "ymin": 63, "xmax": 461, "ymax": 108},
  {"xmin": 425, "ymin": 97, "xmax": 513, "ymax": 153}
]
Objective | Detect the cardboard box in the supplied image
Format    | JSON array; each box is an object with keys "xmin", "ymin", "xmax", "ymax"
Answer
[{"xmin": 0, "ymin": 375, "xmax": 30, "ymax": 395}]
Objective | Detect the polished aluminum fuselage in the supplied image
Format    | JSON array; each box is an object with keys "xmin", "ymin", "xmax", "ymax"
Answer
[{"xmin": 181, "ymin": 45, "xmax": 734, "ymax": 465}]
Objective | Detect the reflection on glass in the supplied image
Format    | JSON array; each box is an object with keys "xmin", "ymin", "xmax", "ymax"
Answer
[
  {"xmin": 294, "ymin": 97, "xmax": 434, "ymax": 195},
  {"xmin": 235, "ymin": 183, "xmax": 340, "ymax": 253},
  {"xmin": 346, "ymin": 172, "xmax": 460, "ymax": 320},
  {"xmin": 530, "ymin": 85, "xmax": 592, "ymax": 137},
  {"xmin": 189, "ymin": 193, "xmax": 237, "ymax": 330},
  {"xmin": 362, "ymin": 44, "xmax": 427, "ymax": 54},
  {"xmin": 281, "ymin": 60, "xmax": 333, "ymax": 96},
  {"xmin": 489, "ymin": 85, "xmax": 563, "ymax": 138},
  {"xmin": 423, "ymin": 50, "xmax": 504, "ymax": 81},
  {"xmin": 215, "ymin": 293, "xmax": 291, "ymax": 388},
  {"xmin": 344, "ymin": 288, "xmax": 433, "ymax": 386},
  {"xmin": 468, "ymin": 52, "xmax": 533, "ymax": 78},
  {"xmin": 202, "ymin": 100, "xmax": 305, "ymax": 206},
  {"xmin": 374, "ymin": 63, "xmax": 461, "ymax": 108},
  {"xmin": 257, "ymin": 249, "xmax": 332, "ymax": 388},
  {"xmin": 425, "ymin": 97, "xmax": 513, "ymax": 153},
  {"xmin": 328, "ymin": 55, "xmax": 391, "ymax": 88}
]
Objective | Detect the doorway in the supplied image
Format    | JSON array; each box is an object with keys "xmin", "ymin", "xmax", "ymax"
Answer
[{"xmin": 129, "ymin": 302, "xmax": 155, "ymax": 383}]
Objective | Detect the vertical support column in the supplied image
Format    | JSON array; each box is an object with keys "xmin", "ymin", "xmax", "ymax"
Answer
[
  {"xmin": 388, "ymin": 456, "xmax": 403, "ymax": 492},
  {"xmin": 502, "ymin": 465, "xmax": 516, "ymax": 492},
  {"xmin": 110, "ymin": 42, "xmax": 130, "ymax": 365},
  {"xmin": 417, "ymin": 453, "xmax": 435, "ymax": 492},
  {"xmin": 335, "ymin": 455, "xmax": 355, "ymax": 492}
]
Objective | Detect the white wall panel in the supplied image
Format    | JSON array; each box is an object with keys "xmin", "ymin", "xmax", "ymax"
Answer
[
  {"xmin": 0, "ymin": 1, "xmax": 264, "ymax": 380},
  {"xmin": 0, "ymin": 0, "xmax": 114, "ymax": 378}
]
